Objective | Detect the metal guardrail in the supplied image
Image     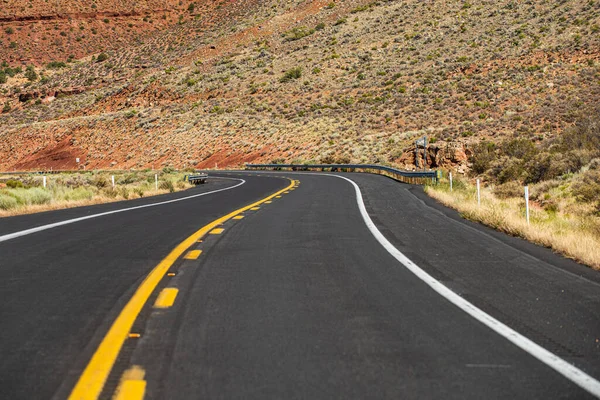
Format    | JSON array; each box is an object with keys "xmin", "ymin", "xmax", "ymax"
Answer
[
  {"xmin": 245, "ymin": 164, "xmax": 441, "ymax": 184},
  {"xmin": 186, "ymin": 173, "xmax": 208, "ymax": 185}
]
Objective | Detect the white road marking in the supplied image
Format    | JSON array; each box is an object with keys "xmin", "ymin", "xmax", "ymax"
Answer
[
  {"xmin": 0, "ymin": 178, "xmax": 245, "ymax": 243},
  {"xmin": 333, "ymin": 173, "xmax": 600, "ymax": 398},
  {"xmin": 239, "ymin": 170, "xmax": 600, "ymax": 397}
]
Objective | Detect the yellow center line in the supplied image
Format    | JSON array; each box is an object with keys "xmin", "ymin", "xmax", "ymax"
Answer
[
  {"xmin": 68, "ymin": 178, "xmax": 295, "ymax": 400},
  {"xmin": 184, "ymin": 250, "xmax": 202, "ymax": 260},
  {"xmin": 210, "ymin": 228, "xmax": 224, "ymax": 235},
  {"xmin": 113, "ymin": 366, "xmax": 146, "ymax": 400},
  {"xmin": 153, "ymin": 288, "xmax": 179, "ymax": 308},
  {"xmin": 250, "ymin": 207, "xmax": 260, "ymax": 211},
  {"xmin": 233, "ymin": 215, "xmax": 244, "ymax": 220}
]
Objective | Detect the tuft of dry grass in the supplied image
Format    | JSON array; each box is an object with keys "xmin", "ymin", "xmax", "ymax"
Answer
[{"xmin": 425, "ymin": 181, "xmax": 600, "ymax": 271}]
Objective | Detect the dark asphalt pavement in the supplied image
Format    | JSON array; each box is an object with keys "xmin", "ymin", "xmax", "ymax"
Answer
[
  {"xmin": 0, "ymin": 171, "xmax": 599, "ymax": 399},
  {"xmin": 0, "ymin": 175, "xmax": 288, "ymax": 400}
]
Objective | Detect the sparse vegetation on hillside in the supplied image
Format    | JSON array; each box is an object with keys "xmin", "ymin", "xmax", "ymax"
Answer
[{"xmin": 0, "ymin": 0, "xmax": 599, "ymax": 172}]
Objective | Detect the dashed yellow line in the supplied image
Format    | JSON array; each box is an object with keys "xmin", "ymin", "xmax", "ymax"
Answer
[
  {"xmin": 264, "ymin": 201, "xmax": 272, "ymax": 204},
  {"xmin": 153, "ymin": 288, "xmax": 179, "ymax": 309},
  {"xmin": 113, "ymin": 366, "xmax": 146, "ymax": 400},
  {"xmin": 250, "ymin": 207, "xmax": 260, "ymax": 211},
  {"xmin": 67, "ymin": 178, "xmax": 294, "ymax": 400},
  {"xmin": 184, "ymin": 250, "xmax": 202, "ymax": 260},
  {"xmin": 233, "ymin": 215, "xmax": 244, "ymax": 220},
  {"xmin": 210, "ymin": 228, "xmax": 224, "ymax": 235}
]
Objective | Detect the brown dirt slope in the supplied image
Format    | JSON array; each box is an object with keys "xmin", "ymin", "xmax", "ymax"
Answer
[{"xmin": 0, "ymin": 0, "xmax": 599, "ymax": 171}]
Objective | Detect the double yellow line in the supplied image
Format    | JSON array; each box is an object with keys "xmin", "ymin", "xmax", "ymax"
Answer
[{"xmin": 69, "ymin": 178, "xmax": 295, "ymax": 400}]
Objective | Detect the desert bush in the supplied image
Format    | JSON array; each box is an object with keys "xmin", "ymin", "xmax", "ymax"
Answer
[
  {"xmin": 24, "ymin": 65, "xmax": 37, "ymax": 82},
  {"xmin": 497, "ymin": 157, "xmax": 526, "ymax": 183},
  {"xmin": 91, "ymin": 175, "xmax": 108, "ymax": 188},
  {"xmin": 283, "ymin": 27, "xmax": 315, "ymax": 42},
  {"xmin": 280, "ymin": 67, "xmax": 302, "ymax": 83},
  {"xmin": 62, "ymin": 187, "xmax": 95, "ymax": 201},
  {"xmin": 46, "ymin": 61, "xmax": 67, "ymax": 69},
  {"xmin": 556, "ymin": 113, "xmax": 600, "ymax": 154},
  {"xmin": 572, "ymin": 170, "xmax": 600, "ymax": 203},
  {"xmin": 102, "ymin": 187, "xmax": 119, "ymax": 198},
  {"xmin": 96, "ymin": 53, "xmax": 109, "ymax": 63},
  {"xmin": 469, "ymin": 141, "xmax": 496, "ymax": 175},
  {"xmin": 8, "ymin": 188, "xmax": 52, "ymax": 205},
  {"xmin": 6, "ymin": 179, "xmax": 24, "ymax": 188},
  {"xmin": 133, "ymin": 188, "xmax": 145, "ymax": 198},
  {"xmin": 0, "ymin": 193, "xmax": 18, "ymax": 210},
  {"xmin": 501, "ymin": 138, "xmax": 537, "ymax": 159},
  {"xmin": 159, "ymin": 180, "xmax": 175, "ymax": 192},
  {"xmin": 493, "ymin": 181, "xmax": 523, "ymax": 199}
]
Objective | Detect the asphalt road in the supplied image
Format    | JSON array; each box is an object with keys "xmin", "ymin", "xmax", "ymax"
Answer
[{"xmin": 0, "ymin": 172, "xmax": 599, "ymax": 399}]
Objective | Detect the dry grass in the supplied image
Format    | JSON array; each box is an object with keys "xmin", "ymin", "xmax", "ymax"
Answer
[
  {"xmin": 425, "ymin": 181, "xmax": 600, "ymax": 271},
  {"xmin": 0, "ymin": 171, "xmax": 193, "ymax": 217},
  {"xmin": 0, "ymin": 188, "xmax": 173, "ymax": 217}
]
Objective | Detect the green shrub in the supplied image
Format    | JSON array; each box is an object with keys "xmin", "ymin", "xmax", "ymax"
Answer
[
  {"xmin": 46, "ymin": 61, "xmax": 67, "ymax": 69},
  {"xmin": 102, "ymin": 187, "xmax": 119, "ymax": 198},
  {"xmin": 63, "ymin": 187, "xmax": 95, "ymax": 201},
  {"xmin": 280, "ymin": 67, "xmax": 302, "ymax": 83},
  {"xmin": 92, "ymin": 175, "xmax": 108, "ymax": 188},
  {"xmin": 572, "ymin": 170, "xmax": 600, "ymax": 203},
  {"xmin": 6, "ymin": 179, "xmax": 24, "ymax": 188},
  {"xmin": 8, "ymin": 188, "xmax": 52, "ymax": 205},
  {"xmin": 493, "ymin": 181, "xmax": 523, "ymax": 199},
  {"xmin": 283, "ymin": 27, "xmax": 315, "ymax": 42},
  {"xmin": 501, "ymin": 138, "xmax": 537, "ymax": 159},
  {"xmin": 469, "ymin": 141, "xmax": 497, "ymax": 175},
  {"xmin": 24, "ymin": 65, "xmax": 37, "ymax": 82},
  {"xmin": 159, "ymin": 180, "xmax": 175, "ymax": 192},
  {"xmin": 0, "ymin": 194, "xmax": 18, "ymax": 210},
  {"xmin": 96, "ymin": 53, "xmax": 109, "ymax": 63}
]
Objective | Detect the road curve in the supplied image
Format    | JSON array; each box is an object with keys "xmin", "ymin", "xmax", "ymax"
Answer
[
  {"xmin": 0, "ymin": 175, "xmax": 289, "ymax": 400},
  {"xmin": 109, "ymin": 171, "xmax": 599, "ymax": 399},
  {"xmin": 0, "ymin": 171, "xmax": 599, "ymax": 399}
]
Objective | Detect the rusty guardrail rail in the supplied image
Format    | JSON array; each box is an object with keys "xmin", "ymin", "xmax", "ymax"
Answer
[{"xmin": 245, "ymin": 164, "xmax": 441, "ymax": 185}]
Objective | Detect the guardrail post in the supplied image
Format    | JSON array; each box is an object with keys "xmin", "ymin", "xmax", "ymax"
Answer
[
  {"xmin": 476, "ymin": 179, "xmax": 481, "ymax": 206},
  {"xmin": 111, "ymin": 175, "xmax": 115, "ymax": 188},
  {"xmin": 524, "ymin": 186, "xmax": 530, "ymax": 225},
  {"xmin": 449, "ymin": 172, "xmax": 453, "ymax": 191},
  {"xmin": 155, "ymin": 174, "xmax": 158, "ymax": 191},
  {"xmin": 43, "ymin": 176, "xmax": 47, "ymax": 188}
]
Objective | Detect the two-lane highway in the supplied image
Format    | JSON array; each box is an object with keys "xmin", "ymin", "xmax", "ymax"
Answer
[{"xmin": 0, "ymin": 171, "xmax": 599, "ymax": 399}]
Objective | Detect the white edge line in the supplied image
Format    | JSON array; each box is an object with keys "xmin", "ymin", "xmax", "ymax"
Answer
[
  {"xmin": 302, "ymin": 171, "xmax": 600, "ymax": 398},
  {"xmin": 0, "ymin": 178, "xmax": 246, "ymax": 243}
]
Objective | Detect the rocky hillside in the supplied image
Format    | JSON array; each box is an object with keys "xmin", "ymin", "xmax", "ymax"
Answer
[{"xmin": 0, "ymin": 0, "xmax": 599, "ymax": 171}]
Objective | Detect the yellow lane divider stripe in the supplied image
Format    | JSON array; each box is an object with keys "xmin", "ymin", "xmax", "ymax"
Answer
[
  {"xmin": 68, "ymin": 179, "xmax": 294, "ymax": 400},
  {"xmin": 233, "ymin": 215, "xmax": 244, "ymax": 220},
  {"xmin": 209, "ymin": 228, "xmax": 224, "ymax": 235},
  {"xmin": 184, "ymin": 250, "xmax": 202, "ymax": 260},
  {"xmin": 153, "ymin": 288, "xmax": 179, "ymax": 309},
  {"xmin": 113, "ymin": 366, "xmax": 146, "ymax": 400}
]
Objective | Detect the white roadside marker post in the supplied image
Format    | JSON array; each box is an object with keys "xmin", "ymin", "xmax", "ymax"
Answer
[
  {"xmin": 43, "ymin": 176, "xmax": 47, "ymax": 188},
  {"xmin": 111, "ymin": 175, "xmax": 115, "ymax": 188},
  {"xmin": 155, "ymin": 174, "xmax": 158, "ymax": 191},
  {"xmin": 525, "ymin": 185, "xmax": 530, "ymax": 225},
  {"xmin": 449, "ymin": 172, "xmax": 453, "ymax": 192},
  {"xmin": 476, "ymin": 178, "xmax": 481, "ymax": 206}
]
